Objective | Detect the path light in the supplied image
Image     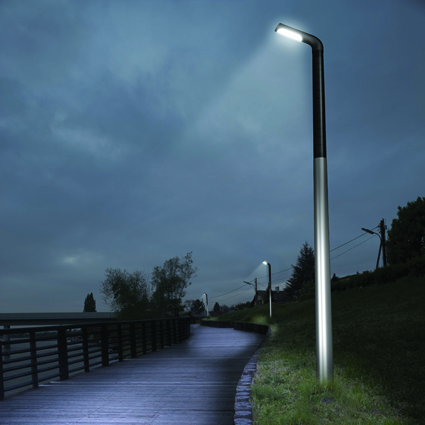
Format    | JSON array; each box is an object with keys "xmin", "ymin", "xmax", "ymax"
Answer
[{"xmin": 275, "ymin": 23, "xmax": 333, "ymax": 383}]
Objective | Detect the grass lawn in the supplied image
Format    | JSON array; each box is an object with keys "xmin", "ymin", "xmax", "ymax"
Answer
[{"xmin": 205, "ymin": 274, "xmax": 424, "ymax": 424}]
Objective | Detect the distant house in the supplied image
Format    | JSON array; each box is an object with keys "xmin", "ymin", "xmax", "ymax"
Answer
[{"xmin": 251, "ymin": 286, "xmax": 291, "ymax": 306}]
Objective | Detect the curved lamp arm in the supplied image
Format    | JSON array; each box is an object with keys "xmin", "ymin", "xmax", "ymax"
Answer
[{"xmin": 275, "ymin": 23, "xmax": 323, "ymax": 51}]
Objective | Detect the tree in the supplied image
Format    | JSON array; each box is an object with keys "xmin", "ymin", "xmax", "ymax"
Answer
[
  {"xmin": 285, "ymin": 241, "xmax": 315, "ymax": 298},
  {"xmin": 230, "ymin": 301, "xmax": 251, "ymax": 310},
  {"xmin": 220, "ymin": 304, "xmax": 229, "ymax": 313},
  {"xmin": 100, "ymin": 269, "xmax": 151, "ymax": 321},
  {"xmin": 83, "ymin": 292, "xmax": 97, "ymax": 312},
  {"xmin": 150, "ymin": 252, "xmax": 197, "ymax": 318},
  {"xmin": 331, "ymin": 273, "xmax": 339, "ymax": 284},
  {"xmin": 387, "ymin": 196, "xmax": 425, "ymax": 264},
  {"xmin": 191, "ymin": 299, "xmax": 205, "ymax": 317},
  {"xmin": 213, "ymin": 302, "xmax": 220, "ymax": 312},
  {"xmin": 183, "ymin": 299, "xmax": 195, "ymax": 312}
]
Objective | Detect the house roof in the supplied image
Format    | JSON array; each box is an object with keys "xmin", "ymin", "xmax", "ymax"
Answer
[{"xmin": 252, "ymin": 289, "xmax": 289, "ymax": 305}]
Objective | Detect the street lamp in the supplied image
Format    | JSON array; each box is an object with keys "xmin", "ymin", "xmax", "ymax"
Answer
[
  {"xmin": 203, "ymin": 293, "xmax": 209, "ymax": 318},
  {"xmin": 262, "ymin": 261, "xmax": 272, "ymax": 318},
  {"xmin": 362, "ymin": 220, "xmax": 387, "ymax": 269},
  {"xmin": 275, "ymin": 23, "xmax": 333, "ymax": 383},
  {"xmin": 244, "ymin": 278, "xmax": 258, "ymax": 307}
]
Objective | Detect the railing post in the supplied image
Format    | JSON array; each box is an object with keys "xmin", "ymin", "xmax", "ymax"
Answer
[
  {"xmin": 172, "ymin": 319, "xmax": 177, "ymax": 344},
  {"xmin": 151, "ymin": 321, "xmax": 157, "ymax": 352},
  {"xmin": 176, "ymin": 318, "xmax": 182, "ymax": 343},
  {"xmin": 58, "ymin": 327, "xmax": 69, "ymax": 380},
  {"xmin": 117, "ymin": 323, "xmax": 123, "ymax": 362},
  {"xmin": 82, "ymin": 327, "xmax": 90, "ymax": 372},
  {"xmin": 182, "ymin": 318, "xmax": 187, "ymax": 340},
  {"xmin": 3, "ymin": 326, "xmax": 11, "ymax": 360},
  {"xmin": 141, "ymin": 322, "xmax": 147, "ymax": 355},
  {"xmin": 167, "ymin": 319, "xmax": 171, "ymax": 346},
  {"xmin": 185, "ymin": 317, "xmax": 190, "ymax": 339},
  {"xmin": 29, "ymin": 331, "xmax": 39, "ymax": 389},
  {"xmin": 0, "ymin": 343, "xmax": 4, "ymax": 400},
  {"xmin": 101, "ymin": 324, "xmax": 109, "ymax": 367},
  {"xmin": 159, "ymin": 320, "xmax": 164, "ymax": 349},
  {"xmin": 130, "ymin": 323, "xmax": 137, "ymax": 358}
]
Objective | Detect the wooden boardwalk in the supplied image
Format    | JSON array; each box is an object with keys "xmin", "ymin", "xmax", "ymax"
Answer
[{"xmin": 0, "ymin": 324, "xmax": 264, "ymax": 425}]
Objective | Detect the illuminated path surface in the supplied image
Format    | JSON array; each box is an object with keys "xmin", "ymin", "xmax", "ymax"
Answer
[{"xmin": 0, "ymin": 324, "xmax": 265, "ymax": 425}]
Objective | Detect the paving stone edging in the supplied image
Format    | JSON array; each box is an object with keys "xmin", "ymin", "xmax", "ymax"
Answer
[
  {"xmin": 199, "ymin": 320, "xmax": 271, "ymax": 425},
  {"xmin": 233, "ymin": 327, "xmax": 271, "ymax": 425}
]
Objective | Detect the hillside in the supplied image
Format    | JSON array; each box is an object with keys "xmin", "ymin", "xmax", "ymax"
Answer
[{"xmin": 205, "ymin": 272, "xmax": 425, "ymax": 424}]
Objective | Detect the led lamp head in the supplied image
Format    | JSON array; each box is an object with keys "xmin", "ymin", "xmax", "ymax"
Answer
[{"xmin": 276, "ymin": 27, "xmax": 302, "ymax": 42}]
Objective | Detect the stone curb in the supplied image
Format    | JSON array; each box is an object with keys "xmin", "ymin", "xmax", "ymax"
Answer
[
  {"xmin": 233, "ymin": 326, "xmax": 272, "ymax": 425},
  {"xmin": 199, "ymin": 319, "xmax": 272, "ymax": 425}
]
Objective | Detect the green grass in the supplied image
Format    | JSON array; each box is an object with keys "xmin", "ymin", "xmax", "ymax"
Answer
[{"xmin": 205, "ymin": 275, "xmax": 425, "ymax": 424}]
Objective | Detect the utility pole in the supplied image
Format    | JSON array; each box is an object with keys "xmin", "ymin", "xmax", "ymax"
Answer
[
  {"xmin": 362, "ymin": 219, "xmax": 387, "ymax": 269},
  {"xmin": 379, "ymin": 219, "xmax": 387, "ymax": 267},
  {"xmin": 243, "ymin": 278, "xmax": 258, "ymax": 305}
]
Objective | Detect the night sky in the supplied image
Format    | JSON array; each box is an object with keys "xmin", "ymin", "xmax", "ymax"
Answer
[{"xmin": 1, "ymin": 0, "xmax": 424, "ymax": 313}]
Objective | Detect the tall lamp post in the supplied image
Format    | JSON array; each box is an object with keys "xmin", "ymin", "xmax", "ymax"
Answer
[
  {"xmin": 275, "ymin": 23, "xmax": 333, "ymax": 383},
  {"xmin": 262, "ymin": 261, "xmax": 272, "ymax": 318}
]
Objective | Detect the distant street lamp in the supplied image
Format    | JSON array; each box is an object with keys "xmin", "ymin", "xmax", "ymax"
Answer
[
  {"xmin": 262, "ymin": 261, "xmax": 272, "ymax": 318},
  {"xmin": 203, "ymin": 293, "xmax": 209, "ymax": 318},
  {"xmin": 275, "ymin": 23, "xmax": 333, "ymax": 383},
  {"xmin": 362, "ymin": 219, "xmax": 387, "ymax": 269},
  {"xmin": 244, "ymin": 278, "xmax": 258, "ymax": 305}
]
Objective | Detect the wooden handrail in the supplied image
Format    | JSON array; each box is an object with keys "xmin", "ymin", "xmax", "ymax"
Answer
[{"xmin": 0, "ymin": 317, "xmax": 191, "ymax": 400}]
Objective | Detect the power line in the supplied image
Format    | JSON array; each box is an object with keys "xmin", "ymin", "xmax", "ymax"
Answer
[
  {"xmin": 330, "ymin": 235, "xmax": 376, "ymax": 261},
  {"xmin": 330, "ymin": 232, "xmax": 367, "ymax": 252},
  {"xmin": 207, "ymin": 230, "xmax": 380, "ymax": 304},
  {"xmin": 250, "ymin": 232, "xmax": 373, "ymax": 281},
  {"xmin": 271, "ymin": 267, "xmax": 292, "ymax": 277},
  {"xmin": 209, "ymin": 283, "xmax": 248, "ymax": 300},
  {"xmin": 215, "ymin": 286, "xmax": 253, "ymax": 303},
  {"xmin": 247, "ymin": 267, "xmax": 292, "ymax": 283}
]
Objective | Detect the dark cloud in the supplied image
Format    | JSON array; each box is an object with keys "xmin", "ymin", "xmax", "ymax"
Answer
[{"xmin": 1, "ymin": 0, "xmax": 424, "ymax": 312}]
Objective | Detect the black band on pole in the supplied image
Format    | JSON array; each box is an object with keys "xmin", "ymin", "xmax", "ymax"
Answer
[{"xmin": 312, "ymin": 50, "xmax": 327, "ymax": 158}]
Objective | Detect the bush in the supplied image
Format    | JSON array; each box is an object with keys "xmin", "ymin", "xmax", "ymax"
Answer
[
  {"xmin": 333, "ymin": 255, "xmax": 425, "ymax": 292},
  {"xmin": 409, "ymin": 254, "xmax": 425, "ymax": 276}
]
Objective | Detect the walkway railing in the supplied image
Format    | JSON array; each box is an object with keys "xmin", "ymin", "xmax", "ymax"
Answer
[
  {"xmin": 201, "ymin": 319, "xmax": 269, "ymax": 334},
  {"xmin": 0, "ymin": 317, "xmax": 191, "ymax": 400}
]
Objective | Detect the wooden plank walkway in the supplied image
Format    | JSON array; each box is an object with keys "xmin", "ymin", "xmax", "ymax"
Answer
[{"xmin": 0, "ymin": 324, "xmax": 264, "ymax": 425}]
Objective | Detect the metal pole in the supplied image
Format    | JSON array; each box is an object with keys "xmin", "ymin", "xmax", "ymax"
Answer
[
  {"xmin": 275, "ymin": 23, "xmax": 333, "ymax": 383},
  {"xmin": 376, "ymin": 240, "xmax": 382, "ymax": 270},
  {"xmin": 204, "ymin": 293, "xmax": 209, "ymax": 317},
  {"xmin": 312, "ymin": 44, "xmax": 333, "ymax": 385},
  {"xmin": 268, "ymin": 264, "xmax": 272, "ymax": 318},
  {"xmin": 380, "ymin": 219, "xmax": 387, "ymax": 266}
]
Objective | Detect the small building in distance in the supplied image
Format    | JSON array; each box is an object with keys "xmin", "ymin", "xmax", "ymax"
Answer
[{"xmin": 251, "ymin": 287, "xmax": 291, "ymax": 306}]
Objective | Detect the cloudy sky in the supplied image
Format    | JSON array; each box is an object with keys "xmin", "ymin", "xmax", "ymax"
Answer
[{"xmin": 1, "ymin": 0, "xmax": 424, "ymax": 314}]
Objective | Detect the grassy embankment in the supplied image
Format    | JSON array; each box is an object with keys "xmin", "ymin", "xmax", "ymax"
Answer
[{"xmin": 204, "ymin": 272, "xmax": 424, "ymax": 424}]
